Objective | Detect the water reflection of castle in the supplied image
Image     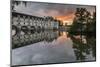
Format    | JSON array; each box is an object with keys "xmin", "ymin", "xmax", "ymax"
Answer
[{"xmin": 12, "ymin": 31, "xmax": 60, "ymax": 49}]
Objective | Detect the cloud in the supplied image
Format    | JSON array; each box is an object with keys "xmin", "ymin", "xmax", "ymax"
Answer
[{"xmin": 14, "ymin": 1, "xmax": 95, "ymax": 20}]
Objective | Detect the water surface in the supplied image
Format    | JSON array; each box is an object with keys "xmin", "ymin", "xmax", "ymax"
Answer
[{"xmin": 12, "ymin": 31, "xmax": 96, "ymax": 65}]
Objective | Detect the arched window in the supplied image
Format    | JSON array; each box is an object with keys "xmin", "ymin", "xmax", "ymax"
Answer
[
  {"xmin": 12, "ymin": 25, "xmax": 18, "ymax": 36},
  {"xmin": 21, "ymin": 26, "xmax": 29, "ymax": 34}
]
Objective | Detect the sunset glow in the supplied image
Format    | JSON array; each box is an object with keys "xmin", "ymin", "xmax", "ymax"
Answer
[{"xmin": 55, "ymin": 14, "xmax": 75, "ymax": 25}]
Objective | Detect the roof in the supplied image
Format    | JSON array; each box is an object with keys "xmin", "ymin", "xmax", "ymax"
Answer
[{"xmin": 12, "ymin": 11, "xmax": 43, "ymax": 19}]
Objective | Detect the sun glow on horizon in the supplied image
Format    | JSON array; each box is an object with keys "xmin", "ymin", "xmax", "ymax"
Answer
[{"xmin": 55, "ymin": 15, "xmax": 75, "ymax": 25}]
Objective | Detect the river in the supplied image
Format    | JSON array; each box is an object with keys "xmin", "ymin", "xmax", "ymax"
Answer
[{"xmin": 12, "ymin": 30, "xmax": 96, "ymax": 66}]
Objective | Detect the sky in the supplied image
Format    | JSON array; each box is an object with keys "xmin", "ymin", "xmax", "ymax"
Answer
[{"xmin": 14, "ymin": 1, "xmax": 96, "ymax": 25}]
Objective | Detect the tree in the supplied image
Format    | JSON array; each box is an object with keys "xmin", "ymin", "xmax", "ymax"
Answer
[
  {"xmin": 69, "ymin": 8, "xmax": 91, "ymax": 34},
  {"xmin": 12, "ymin": 0, "xmax": 27, "ymax": 11},
  {"xmin": 70, "ymin": 8, "xmax": 96, "ymax": 60}
]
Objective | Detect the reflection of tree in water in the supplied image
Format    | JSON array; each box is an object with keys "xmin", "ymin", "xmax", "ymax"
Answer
[
  {"xmin": 86, "ymin": 34, "xmax": 96, "ymax": 58},
  {"xmin": 71, "ymin": 35, "xmax": 96, "ymax": 61},
  {"xmin": 71, "ymin": 36, "xmax": 86, "ymax": 60}
]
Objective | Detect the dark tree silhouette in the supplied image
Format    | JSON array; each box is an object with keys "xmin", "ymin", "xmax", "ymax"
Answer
[
  {"xmin": 70, "ymin": 8, "xmax": 96, "ymax": 61},
  {"xmin": 11, "ymin": 0, "xmax": 27, "ymax": 11},
  {"xmin": 69, "ymin": 8, "xmax": 92, "ymax": 34}
]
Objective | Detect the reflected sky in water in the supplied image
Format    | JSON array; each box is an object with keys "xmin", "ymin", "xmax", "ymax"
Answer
[{"xmin": 12, "ymin": 31, "xmax": 95, "ymax": 66}]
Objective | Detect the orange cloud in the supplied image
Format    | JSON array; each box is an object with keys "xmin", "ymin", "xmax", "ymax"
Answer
[{"xmin": 55, "ymin": 14, "xmax": 75, "ymax": 25}]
